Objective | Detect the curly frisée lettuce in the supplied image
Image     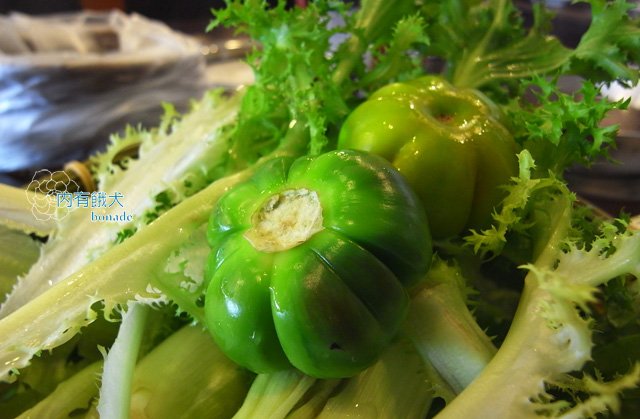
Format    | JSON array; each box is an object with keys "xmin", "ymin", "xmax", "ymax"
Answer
[
  {"xmin": 0, "ymin": 90, "xmax": 249, "ymax": 385},
  {"xmin": 1, "ymin": 0, "xmax": 640, "ymax": 418},
  {"xmin": 0, "ymin": 90, "xmax": 242, "ymax": 318},
  {"xmin": 444, "ymin": 154, "xmax": 640, "ymax": 418},
  {"xmin": 0, "ymin": 165, "xmax": 252, "ymax": 381},
  {"xmin": 427, "ymin": 0, "xmax": 640, "ymax": 89}
]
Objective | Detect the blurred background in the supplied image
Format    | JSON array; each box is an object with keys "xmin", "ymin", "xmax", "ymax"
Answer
[
  {"xmin": 0, "ymin": 0, "xmax": 290, "ymax": 26},
  {"xmin": 0, "ymin": 0, "xmax": 638, "ymax": 215},
  {"xmin": 0, "ymin": 0, "xmax": 260, "ymax": 186},
  {"xmin": 1, "ymin": 0, "xmax": 228, "ymax": 18}
]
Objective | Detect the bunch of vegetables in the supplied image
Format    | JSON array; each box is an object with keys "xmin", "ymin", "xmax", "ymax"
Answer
[{"xmin": 1, "ymin": 0, "xmax": 640, "ymax": 418}]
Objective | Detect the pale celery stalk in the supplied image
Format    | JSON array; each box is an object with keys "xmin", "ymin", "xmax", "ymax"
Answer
[
  {"xmin": 315, "ymin": 339, "xmax": 435, "ymax": 419},
  {"xmin": 405, "ymin": 258, "xmax": 497, "ymax": 395},
  {"xmin": 437, "ymin": 198, "xmax": 640, "ymax": 418},
  {"xmin": 17, "ymin": 362, "xmax": 102, "ymax": 419},
  {"xmin": 0, "ymin": 183, "xmax": 55, "ymax": 236},
  {"xmin": 0, "ymin": 169, "xmax": 250, "ymax": 382},
  {"xmin": 233, "ymin": 370, "xmax": 316, "ymax": 419},
  {"xmin": 286, "ymin": 380, "xmax": 342, "ymax": 419},
  {"xmin": 0, "ymin": 225, "xmax": 41, "ymax": 299},
  {"xmin": 0, "ymin": 91, "xmax": 241, "ymax": 318},
  {"xmin": 97, "ymin": 303, "xmax": 149, "ymax": 419},
  {"xmin": 129, "ymin": 325, "xmax": 253, "ymax": 418}
]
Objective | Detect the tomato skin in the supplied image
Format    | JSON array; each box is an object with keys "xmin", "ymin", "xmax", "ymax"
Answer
[
  {"xmin": 339, "ymin": 76, "xmax": 519, "ymax": 238},
  {"xmin": 204, "ymin": 149, "xmax": 432, "ymax": 378}
]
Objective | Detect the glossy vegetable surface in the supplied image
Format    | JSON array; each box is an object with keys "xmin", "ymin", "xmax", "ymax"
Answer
[
  {"xmin": 204, "ymin": 149, "xmax": 432, "ymax": 378},
  {"xmin": 339, "ymin": 76, "xmax": 519, "ymax": 238}
]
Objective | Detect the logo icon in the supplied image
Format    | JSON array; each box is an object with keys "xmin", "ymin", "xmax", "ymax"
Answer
[{"xmin": 25, "ymin": 169, "xmax": 80, "ymax": 222}]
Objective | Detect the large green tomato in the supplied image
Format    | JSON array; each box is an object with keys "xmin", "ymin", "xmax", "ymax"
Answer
[
  {"xmin": 338, "ymin": 76, "xmax": 519, "ymax": 238},
  {"xmin": 204, "ymin": 150, "xmax": 432, "ymax": 378}
]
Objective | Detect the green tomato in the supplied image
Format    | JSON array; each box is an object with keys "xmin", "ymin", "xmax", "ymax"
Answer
[
  {"xmin": 204, "ymin": 150, "xmax": 432, "ymax": 378},
  {"xmin": 338, "ymin": 75, "xmax": 519, "ymax": 238}
]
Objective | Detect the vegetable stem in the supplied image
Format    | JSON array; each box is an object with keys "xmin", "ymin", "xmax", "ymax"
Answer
[
  {"xmin": 451, "ymin": 0, "xmax": 506, "ymax": 87},
  {"xmin": 97, "ymin": 303, "xmax": 148, "ymax": 419},
  {"xmin": 331, "ymin": 0, "xmax": 414, "ymax": 87},
  {"xmin": 0, "ymin": 183, "xmax": 56, "ymax": 236},
  {"xmin": 16, "ymin": 361, "xmax": 102, "ymax": 419},
  {"xmin": 233, "ymin": 370, "xmax": 316, "ymax": 419},
  {"xmin": 130, "ymin": 325, "xmax": 254, "ymax": 418},
  {"xmin": 316, "ymin": 339, "xmax": 434, "ymax": 418},
  {"xmin": 405, "ymin": 260, "xmax": 497, "ymax": 394},
  {"xmin": 0, "ymin": 170, "xmax": 249, "ymax": 381}
]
